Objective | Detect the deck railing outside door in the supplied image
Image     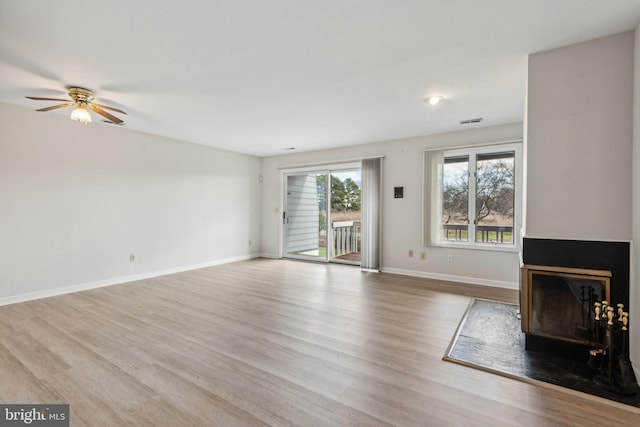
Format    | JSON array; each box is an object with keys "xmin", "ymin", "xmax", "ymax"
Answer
[
  {"xmin": 442, "ymin": 224, "xmax": 513, "ymax": 244},
  {"xmin": 332, "ymin": 221, "xmax": 361, "ymax": 257}
]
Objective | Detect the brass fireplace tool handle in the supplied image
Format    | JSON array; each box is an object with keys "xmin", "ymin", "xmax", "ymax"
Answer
[
  {"xmin": 617, "ymin": 303, "xmax": 624, "ymax": 322},
  {"xmin": 607, "ymin": 307, "xmax": 614, "ymax": 326},
  {"xmin": 622, "ymin": 312, "xmax": 628, "ymax": 331}
]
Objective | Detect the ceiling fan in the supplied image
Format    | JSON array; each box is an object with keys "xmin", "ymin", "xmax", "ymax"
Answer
[{"xmin": 26, "ymin": 87, "xmax": 127, "ymax": 125}]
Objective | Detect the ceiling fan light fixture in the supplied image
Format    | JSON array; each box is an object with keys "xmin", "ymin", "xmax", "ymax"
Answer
[
  {"xmin": 425, "ymin": 95, "xmax": 444, "ymax": 105},
  {"xmin": 70, "ymin": 102, "xmax": 92, "ymax": 124}
]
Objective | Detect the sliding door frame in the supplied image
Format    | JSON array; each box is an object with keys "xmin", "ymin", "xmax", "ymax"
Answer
[{"xmin": 280, "ymin": 162, "xmax": 361, "ymax": 263}]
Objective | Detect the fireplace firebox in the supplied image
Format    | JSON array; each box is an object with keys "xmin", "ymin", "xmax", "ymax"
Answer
[{"xmin": 521, "ymin": 264, "xmax": 610, "ymax": 346}]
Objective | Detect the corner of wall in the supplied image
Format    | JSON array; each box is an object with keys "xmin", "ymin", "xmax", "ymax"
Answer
[{"xmin": 631, "ymin": 24, "xmax": 640, "ymax": 376}]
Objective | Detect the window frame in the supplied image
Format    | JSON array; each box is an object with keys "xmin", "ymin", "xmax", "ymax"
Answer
[{"xmin": 423, "ymin": 141, "xmax": 523, "ymax": 252}]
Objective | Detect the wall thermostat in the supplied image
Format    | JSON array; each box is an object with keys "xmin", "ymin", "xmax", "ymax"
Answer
[{"xmin": 394, "ymin": 186, "xmax": 404, "ymax": 198}]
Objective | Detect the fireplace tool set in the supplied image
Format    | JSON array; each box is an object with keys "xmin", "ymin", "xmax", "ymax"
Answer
[{"xmin": 589, "ymin": 301, "xmax": 639, "ymax": 394}]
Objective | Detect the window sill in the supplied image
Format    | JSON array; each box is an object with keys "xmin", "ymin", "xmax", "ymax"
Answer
[{"xmin": 429, "ymin": 241, "xmax": 520, "ymax": 253}]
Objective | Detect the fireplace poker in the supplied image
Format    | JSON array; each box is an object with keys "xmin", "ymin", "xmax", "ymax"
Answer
[
  {"xmin": 607, "ymin": 307, "xmax": 615, "ymax": 381},
  {"xmin": 589, "ymin": 302, "xmax": 603, "ymax": 371},
  {"xmin": 621, "ymin": 312, "xmax": 628, "ymax": 354},
  {"xmin": 580, "ymin": 286, "xmax": 586, "ymax": 328},
  {"xmin": 588, "ymin": 287, "xmax": 595, "ymax": 332},
  {"xmin": 594, "ymin": 302, "xmax": 604, "ymax": 350},
  {"xmin": 601, "ymin": 301, "xmax": 609, "ymax": 349}
]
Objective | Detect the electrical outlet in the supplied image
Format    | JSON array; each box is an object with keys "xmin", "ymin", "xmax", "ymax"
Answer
[
  {"xmin": 129, "ymin": 253, "xmax": 136, "ymax": 262},
  {"xmin": 420, "ymin": 251, "xmax": 427, "ymax": 260},
  {"xmin": 447, "ymin": 254, "xmax": 453, "ymax": 262},
  {"xmin": 408, "ymin": 249, "xmax": 414, "ymax": 258}
]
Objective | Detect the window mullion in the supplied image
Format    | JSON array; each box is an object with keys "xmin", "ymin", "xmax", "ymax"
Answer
[{"xmin": 468, "ymin": 154, "xmax": 477, "ymax": 244}]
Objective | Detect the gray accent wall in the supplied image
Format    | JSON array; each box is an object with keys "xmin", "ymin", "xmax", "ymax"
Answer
[{"xmin": 525, "ymin": 31, "xmax": 634, "ymax": 241}]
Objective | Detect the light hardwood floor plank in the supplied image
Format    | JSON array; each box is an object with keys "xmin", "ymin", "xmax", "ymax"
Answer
[{"xmin": 1, "ymin": 258, "xmax": 639, "ymax": 426}]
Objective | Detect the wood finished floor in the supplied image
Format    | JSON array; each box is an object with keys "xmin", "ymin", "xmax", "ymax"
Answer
[{"xmin": 1, "ymin": 258, "xmax": 639, "ymax": 426}]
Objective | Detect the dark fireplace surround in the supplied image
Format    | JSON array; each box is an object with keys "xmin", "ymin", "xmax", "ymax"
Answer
[{"xmin": 520, "ymin": 238, "xmax": 630, "ymax": 356}]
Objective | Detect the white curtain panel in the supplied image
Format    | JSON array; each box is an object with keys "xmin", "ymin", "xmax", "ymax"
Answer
[
  {"xmin": 423, "ymin": 150, "xmax": 444, "ymax": 246},
  {"xmin": 361, "ymin": 157, "xmax": 382, "ymax": 271}
]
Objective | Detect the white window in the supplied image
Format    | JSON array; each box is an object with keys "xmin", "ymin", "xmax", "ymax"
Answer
[{"xmin": 423, "ymin": 142, "xmax": 522, "ymax": 250}]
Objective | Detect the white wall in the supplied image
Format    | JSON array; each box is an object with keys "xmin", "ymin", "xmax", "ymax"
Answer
[
  {"xmin": 526, "ymin": 31, "xmax": 634, "ymax": 240},
  {"xmin": 0, "ymin": 103, "xmax": 262, "ymax": 304},
  {"xmin": 632, "ymin": 25, "xmax": 640, "ymax": 375},
  {"xmin": 261, "ymin": 123, "xmax": 523, "ymax": 289}
]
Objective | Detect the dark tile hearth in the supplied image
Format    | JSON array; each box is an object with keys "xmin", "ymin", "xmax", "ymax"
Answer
[{"xmin": 444, "ymin": 299, "xmax": 640, "ymax": 408}]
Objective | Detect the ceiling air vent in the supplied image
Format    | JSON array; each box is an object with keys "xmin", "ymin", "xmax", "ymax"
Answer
[{"xmin": 460, "ymin": 118, "xmax": 483, "ymax": 125}]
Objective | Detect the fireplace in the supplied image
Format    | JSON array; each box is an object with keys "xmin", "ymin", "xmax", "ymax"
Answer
[
  {"xmin": 520, "ymin": 238, "xmax": 630, "ymax": 354},
  {"xmin": 521, "ymin": 264, "xmax": 610, "ymax": 346},
  {"xmin": 520, "ymin": 238, "xmax": 638, "ymax": 395}
]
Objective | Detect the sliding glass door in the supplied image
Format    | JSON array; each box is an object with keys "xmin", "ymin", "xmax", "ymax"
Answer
[
  {"xmin": 283, "ymin": 166, "xmax": 361, "ymax": 265},
  {"xmin": 328, "ymin": 169, "xmax": 361, "ymax": 264},
  {"xmin": 284, "ymin": 172, "xmax": 328, "ymax": 261}
]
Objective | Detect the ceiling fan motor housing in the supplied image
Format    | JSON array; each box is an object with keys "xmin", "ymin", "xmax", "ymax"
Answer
[{"xmin": 68, "ymin": 87, "xmax": 94, "ymax": 104}]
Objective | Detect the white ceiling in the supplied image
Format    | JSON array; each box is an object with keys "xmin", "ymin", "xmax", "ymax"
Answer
[{"xmin": 1, "ymin": 1, "xmax": 639, "ymax": 157}]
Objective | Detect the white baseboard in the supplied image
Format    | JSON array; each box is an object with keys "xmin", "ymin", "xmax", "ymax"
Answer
[
  {"xmin": 258, "ymin": 252, "xmax": 281, "ymax": 259},
  {"xmin": 381, "ymin": 267, "xmax": 518, "ymax": 290},
  {"xmin": 0, "ymin": 253, "xmax": 260, "ymax": 307}
]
